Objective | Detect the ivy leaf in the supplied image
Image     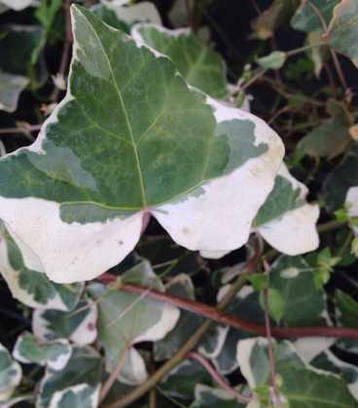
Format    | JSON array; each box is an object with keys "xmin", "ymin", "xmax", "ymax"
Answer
[
  {"xmin": 131, "ymin": 24, "xmax": 227, "ymax": 97},
  {"xmin": 0, "ymin": 221, "xmax": 83, "ymax": 311},
  {"xmin": 0, "ymin": 0, "xmax": 38, "ymax": 11},
  {"xmin": 37, "ymin": 346, "xmax": 103, "ymax": 408},
  {"xmin": 189, "ymin": 384, "xmax": 245, "ymax": 408},
  {"xmin": 0, "ymin": 343, "xmax": 22, "ymax": 402},
  {"xmin": 298, "ymin": 101, "xmax": 353, "ymax": 159},
  {"xmin": 13, "ymin": 332, "xmax": 72, "ymax": 371},
  {"xmin": 237, "ymin": 338, "xmax": 358, "ymax": 408},
  {"xmin": 257, "ymin": 51, "xmax": 286, "ymax": 70},
  {"xmin": 160, "ymin": 360, "xmax": 213, "ymax": 401},
  {"xmin": 0, "ymin": 71, "xmax": 28, "ymax": 112},
  {"xmin": 32, "ymin": 299, "xmax": 98, "ymax": 345},
  {"xmin": 329, "ymin": 0, "xmax": 358, "ymax": 68},
  {"xmin": 93, "ymin": 0, "xmax": 161, "ymax": 31},
  {"xmin": 0, "ymin": 5, "xmax": 284, "ymax": 283},
  {"xmin": 322, "ymin": 144, "xmax": 358, "ymax": 211},
  {"xmin": 346, "ymin": 186, "xmax": 358, "ymax": 236},
  {"xmin": 88, "ymin": 260, "xmax": 179, "ymax": 385},
  {"xmin": 255, "ymin": 163, "xmax": 320, "ymax": 255},
  {"xmin": 311, "ymin": 350, "xmax": 358, "ymax": 399}
]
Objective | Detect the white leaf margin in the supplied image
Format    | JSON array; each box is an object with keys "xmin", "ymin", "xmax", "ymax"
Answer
[{"xmin": 0, "ymin": 6, "xmax": 283, "ymax": 283}]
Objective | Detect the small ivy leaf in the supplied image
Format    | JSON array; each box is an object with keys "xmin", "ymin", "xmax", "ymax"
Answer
[
  {"xmin": 237, "ymin": 338, "xmax": 358, "ymax": 408},
  {"xmin": 0, "ymin": 0, "xmax": 38, "ymax": 11},
  {"xmin": 328, "ymin": 0, "xmax": 358, "ymax": 68},
  {"xmin": 0, "ymin": 221, "xmax": 83, "ymax": 311},
  {"xmin": 131, "ymin": 24, "xmax": 228, "ymax": 98},
  {"xmin": 13, "ymin": 332, "xmax": 72, "ymax": 371},
  {"xmin": 0, "ymin": 5, "xmax": 284, "ymax": 283},
  {"xmin": 311, "ymin": 350, "xmax": 358, "ymax": 399},
  {"xmin": 37, "ymin": 346, "xmax": 103, "ymax": 408},
  {"xmin": 154, "ymin": 274, "xmax": 204, "ymax": 361},
  {"xmin": 257, "ymin": 51, "xmax": 286, "ymax": 70},
  {"xmin": 160, "ymin": 360, "xmax": 213, "ymax": 401},
  {"xmin": 0, "ymin": 343, "xmax": 22, "ymax": 402},
  {"xmin": 259, "ymin": 288, "xmax": 284, "ymax": 324},
  {"xmin": 322, "ymin": 144, "xmax": 358, "ymax": 211},
  {"xmin": 291, "ymin": 0, "xmax": 339, "ymax": 33},
  {"xmin": 255, "ymin": 163, "xmax": 320, "ymax": 255},
  {"xmin": 88, "ymin": 260, "xmax": 179, "ymax": 385},
  {"xmin": 0, "ymin": 71, "xmax": 28, "ymax": 113},
  {"xmin": 189, "ymin": 384, "xmax": 245, "ymax": 408},
  {"xmin": 32, "ymin": 299, "xmax": 98, "ymax": 345}
]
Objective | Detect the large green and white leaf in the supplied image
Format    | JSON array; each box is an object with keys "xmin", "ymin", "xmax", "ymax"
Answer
[
  {"xmin": 0, "ymin": 221, "xmax": 83, "ymax": 310},
  {"xmin": 311, "ymin": 350, "xmax": 358, "ymax": 398},
  {"xmin": 255, "ymin": 163, "xmax": 320, "ymax": 255},
  {"xmin": 160, "ymin": 360, "xmax": 213, "ymax": 400},
  {"xmin": 88, "ymin": 261, "xmax": 179, "ymax": 385},
  {"xmin": 189, "ymin": 384, "xmax": 245, "ymax": 408},
  {"xmin": 0, "ymin": 71, "xmax": 28, "ymax": 113},
  {"xmin": 131, "ymin": 24, "xmax": 227, "ymax": 97},
  {"xmin": 237, "ymin": 338, "xmax": 358, "ymax": 408},
  {"xmin": 322, "ymin": 144, "xmax": 358, "ymax": 211},
  {"xmin": 0, "ymin": 0, "xmax": 38, "ymax": 10},
  {"xmin": 0, "ymin": 5, "xmax": 284, "ymax": 283},
  {"xmin": 0, "ymin": 343, "xmax": 22, "ymax": 402},
  {"xmin": 13, "ymin": 332, "xmax": 72, "ymax": 371},
  {"xmin": 37, "ymin": 346, "xmax": 103, "ymax": 408},
  {"xmin": 32, "ymin": 299, "xmax": 98, "ymax": 345},
  {"xmin": 328, "ymin": 0, "xmax": 358, "ymax": 68}
]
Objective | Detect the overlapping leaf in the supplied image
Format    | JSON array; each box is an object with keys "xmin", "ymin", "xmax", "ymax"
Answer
[
  {"xmin": 88, "ymin": 261, "xmax": 179, "ymax": 385},
  {"xmin": 189, "ymin": 385, "xmax": 245, "ymax": 408},
  {"xmin": 237, "ymin": 338, "xmax": 358, "ymax": 408},
  {"xmin": 0, "ymin": 5, "xmax": 284, "ymax": 283},
  {"xmin": 0, "ymin": 0, "xmax": 38, "ymax": 11},
  {"xmin": 0, "ymin": 343, "xmax": 22, "ymax": 402},
  {"xmin": 131, "ymin": 23, "xmax": 227, "ymax": 97},
  {"xmin": 0, "ymin": 71, "xmax": 28, "ymax": 112}
]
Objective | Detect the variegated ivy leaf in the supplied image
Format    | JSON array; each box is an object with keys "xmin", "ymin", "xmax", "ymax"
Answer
[
  {"xmin": 88, "ymin": 260, "xmax": 179, "ymax": 385},
  {"xmin": 328, "ymin": 0, "xmax": 358, "ymax": 68},
  {"xmin": 237, "ymin": 338, "xmax": 358, "ymax": 408},
  {"xmin": 0, "ymin": 221, "xmax": 83, "ymax": 311},
  {"xmin": 311, "ymin": 350, "xmax": 358, "ymax": 399},
  {"xmin": 13, "ymin": 332, "xmax": 72, "ymax": 371},
  {"xmin": 37, "ymin": 346, "xmax": 103, "ymax": 408},
  {"xmin": 0, "ymin": 5, "xmax": 284, "ymax": 283},
  {"xmin": 346, "ymin": 186, "xmax": 358, "ymax": 236},
  {"xmin": 160, "ymin": 360, "xmax": 213, "ymax": 401},
  {"xmin": 0, "ymin": 71, "xmax": 28, "ymax": 113},
  {"xmin": 32, "ymin": 299, "xmax": 98, "ymax": 345},
  {"xmin": 0, "ymin": 0, "xmax": 38, "ymax": 11},
  {"xmin": 189, "ymin": 384, "xmax": 245, "ymax": 408},
  {"xmin": 0, "ymin": 394, "xmax": 34, "ymax": 407},
  {"xmin": 93, "ymin": 0, "xmax": 161, "ymax": 31},
  {"xmin": 255, "ymin": 163, "xmax": 320, "ymax": 255},
  {"xmin": 0, "ymin": 343, "xmax": 22, "ymax": 402},
  {"xmin": 131, "ymin": 24, "xmax": 227, "ymax": 98}
]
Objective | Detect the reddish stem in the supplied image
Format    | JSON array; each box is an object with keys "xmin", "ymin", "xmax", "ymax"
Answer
[{"xmin": 97, "ymin": 275, "xmax": 358, "ymax": 340}]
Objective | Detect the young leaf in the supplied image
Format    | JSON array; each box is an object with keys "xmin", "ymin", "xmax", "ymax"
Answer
[
  {"xmin": 255, "ymin": 163, "xmax": 320, "ymax": 255},
  {"xmin": 37, "ymin": 346, "xmax": 103, "ymax": 408},
  {"xmin": 189, "ymin": 384, "xmax": 245, "ymax": 408},
  {"xmin": 131, "ymin": 24, "xmax": 227, "ymax": 97},
  {"xmin": 13, "ymin": 332, "xmax": 72, "ymax": 371},
  {"xmin": 0, "ymin": 343, "xmax": 22, "ymax": 402},
  {"xmin": 237, "ymin": 338, "xmax": 358, "ymax": 408},
  {"xmin": 32, "ymin": 299, "xmax": 98, "ymax": 345},
  {"xmin": 88, "ymin": 261, "xmax": 179, "ymax": 385},
  {"xmin": 0, "ymin": 5, "xmax": 284, "ymax": 283},
  {"xmin": 0, "ymin": 71, "xmax": 28, "ymax": 112},
  {"xmin": 0, "ymin": 221, "xmax": 83, "ymax": 311},
  {"xmin": 257, "ymin": 51, "xmax": 286, "ymax": 70},
  {"xmin": 329, "ymin": 0, "xmax": 358, "ymax": 68}
]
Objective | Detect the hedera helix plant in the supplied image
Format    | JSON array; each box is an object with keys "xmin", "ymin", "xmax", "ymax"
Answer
[{"xmin": 1, "ymin": 0, "xmax": 358, "ymax": 407}]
